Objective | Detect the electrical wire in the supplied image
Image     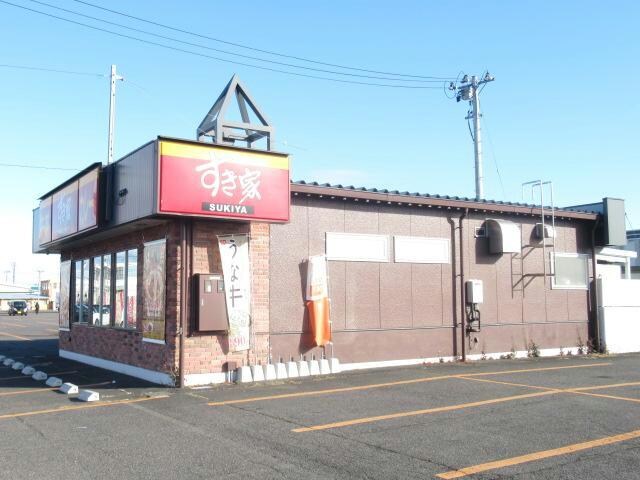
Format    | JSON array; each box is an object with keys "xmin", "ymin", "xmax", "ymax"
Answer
[
  {"xmin": 0, "ymin": 1, "xmax": 444, "ymax": 89},
  {"xmin": 29, "ymin": 0, "xmax": 447, "ymax": 84},
  {"xmin": 0, "ymin": 63, "xmax": 105, "ymax": 77},
  {"xmin": 0, "ymin": 163, "xmax": 80, "ymax": 171},
  {"xmin": 482, "ymin": 115, "xmax": 507, "ymax": 200},
  {"xmin": 69, "ymin": 0, "xmax": 455, "ymax": 81}
]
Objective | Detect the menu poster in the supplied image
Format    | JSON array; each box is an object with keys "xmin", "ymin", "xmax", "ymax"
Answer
[
  {"xmin": 78, "ymin": 169, "xmax": 98, "ymax": 231},
  {"xmin": 38, "ymin": 196, "xmax": 52, "ymax": 246},
  {"xmin": 51, "ymin": 181, "xmax": 79, "ymax": 241},
  {"xmin": 142, "ymin": 239, "xmax": 166, "ymax": 342}
]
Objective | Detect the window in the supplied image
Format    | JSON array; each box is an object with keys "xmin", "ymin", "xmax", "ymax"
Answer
[
  {"xmin": 551, "ymin": 253, "xmax": 589, "ymax": 290},
  {"xmin": 394, "ymin": 236, "xmax": 450, "ymax": 264},
  {"xmin": 91, "ymin": 256, "xmax": 102, "ymax": 326},
  {"xmin": 101, "ymin": 254, "xmax": 112, "ymax": 326},
  {"xmin": 325, "ymin": 232, "xmax": 389, "ymax": 262},
  {"xmin": 59, "ymin": 261, "xmax": 71, "ymax": 330},
  {"xmin": 143, "ymin": 239, "xmax": 166, "ymax": 343},
  {"xmin": 126, "ymin": 249, "xmax": 138, "ymax": 329},
  {"xmin": 115, "ymin": 251, "xmax": 126, "ymax": 328},
  {"xmin": 73, "ymin": 260, "xmax": 89, "ymax": 323}
]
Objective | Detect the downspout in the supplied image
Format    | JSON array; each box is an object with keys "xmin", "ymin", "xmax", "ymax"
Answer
[
  {"xmin": 178, "ymin": 220, "xmax": 188, "ymax": 388},
  {"xmin": 459, "ymin": 208, "xmax": 469, "ymax": 362},
  {"xmin": 590, "ymin": 216, "xmax": 601, "ymax": 352}
]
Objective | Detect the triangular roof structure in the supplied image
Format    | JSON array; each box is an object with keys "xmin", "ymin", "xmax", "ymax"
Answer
[{"xmin": 196, "ymin": 74, "xmax": 274, "ymax": 150}]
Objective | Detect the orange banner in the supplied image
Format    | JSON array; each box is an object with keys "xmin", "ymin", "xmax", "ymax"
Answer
[{"xmin": 307, "ymin": 297, "xmax": 331, "ymax": 347}]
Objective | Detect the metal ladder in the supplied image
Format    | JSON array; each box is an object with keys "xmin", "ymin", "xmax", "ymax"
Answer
[{"xmin": 522, "ymin": 180, "xmax": 556, "ymax": 288}]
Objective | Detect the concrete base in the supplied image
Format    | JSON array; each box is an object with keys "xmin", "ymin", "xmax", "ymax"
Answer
[
  {"xmin": 235, "ymin": 366, "xmax": 253, "ymax": 383},
  {"xmin": 329, "ymin": 358, "xmax": 341, "ymax": 374},
  {"xmin": 11, "ymin": 362, "xmax": 25, "ymax": 371},
  {"xmin": 21, "ymin": 366, "xmax": 35, "ymax": 375},
  {"xmin": 3, "ymin": 358, "xmax": 14, "ymax": 366},
  {"xmin": 308, "ymin": 360, "xmax": 320, "ymax": 376},
  {"xmin": 45, "ymin": 377, "xmax": 63, "ymax": 387},
  {"xmin": 275, "ymin": 363, "xmax": 288, "ymax": 380},
  {"xmin": 60, "ymin": 383, "xmax": 79, "ymax": 394},
  {"xmin": 32, "ymin": 371, "xmax": 47, "ymax": 381},
  {"xmin": 319, "ymin": 359, "xmax": 331, "ymax": 375},
  {"xmin": 251, "ymin": 365, "xmax": 265, "ymax": 382},
  {"xmin": 263, "ymin": 364, "xmax": 277, "ymax": 381},
  {"xmin": 285, "ymin": 361, "xmax": 299, "ymax": 378},
  {"xmin": 297, "ymin": 361, "xmax": 310, "ymax": 377},
  {"xmin": 78, "ymin": 390, "xmax": 100, "ymax": 402}
]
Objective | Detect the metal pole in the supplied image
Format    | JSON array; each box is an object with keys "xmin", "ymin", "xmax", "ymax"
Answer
[
  {"xmin": 107, "ymin": 65, "xmax": 124, "ymax": 165},
  {"xmin": 471, "ymin": 77, "xmax": 483, "ymax": 201}
]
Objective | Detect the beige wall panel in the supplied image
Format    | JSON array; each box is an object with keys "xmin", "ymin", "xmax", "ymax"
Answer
[
  {"xmin": 307, "ymin": 198, "xmax": 345, "ymax": 255},
  {"xmin": 344, "ymin": 203, "xmax": 378, "ymax": 234},
  {"xmin": 345, "ymin": 262, "xmax": 380, "ymax": 329},
  {"xmin": 328, "ymin": 261, "xmax": 346, "ymax": 331},
  {"xmin": 380, "ymin": 263, "xmax": 413, "ymax": 328},
  {"xmin": 412, "ymin": 263, "xmax": 444, "ymax": 327}
]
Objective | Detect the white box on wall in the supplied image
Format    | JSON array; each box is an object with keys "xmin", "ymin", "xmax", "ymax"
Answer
[
  {"xmin": 326, "ymin": 232, "xmax": 389, "ymax": 262},
  {"xmin": 393, "ymin": 236, "xmax": 450, "ymax": 264}
]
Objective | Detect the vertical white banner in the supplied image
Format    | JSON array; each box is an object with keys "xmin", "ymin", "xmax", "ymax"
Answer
[
  {"xmin": 218, "ymin": 234, "xmax": 251, "ymax": 352},
  {"xmin": 306, "ymin": 255, "xmax": 328, "ymax": 301}
]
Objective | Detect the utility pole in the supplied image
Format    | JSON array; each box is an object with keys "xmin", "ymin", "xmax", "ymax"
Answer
[
  {"xmin": 107, "ymin": 64, "xmax": 124, "ymax": 165},
  {"xmin": 36, "ymin": 269, "xmax": 44, "ymax": 293},
  {"xmin": 449, "ymin": 72, "xmax": 495, "ymax": 200},
  {"xmin": 11, "ymin": 262, "xmax": 16, "ymax": 285}
]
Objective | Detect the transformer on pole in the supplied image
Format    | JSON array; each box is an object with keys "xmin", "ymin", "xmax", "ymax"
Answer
[{"xmin": 449, "ymin": 72, "xmax": 495, "ymax": 200}]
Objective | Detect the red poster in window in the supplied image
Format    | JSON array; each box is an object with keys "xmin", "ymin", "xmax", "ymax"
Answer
[{"xmin": 158, "ymin": 140, "xmax": 290, "ymax": 222}]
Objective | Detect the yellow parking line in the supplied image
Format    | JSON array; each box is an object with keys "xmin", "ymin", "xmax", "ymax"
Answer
[
  {"xmin": 210, "ymin": 363, "xmax": 609, "ymax": 406},
  {"xmin": 436, "ymin": 429, "xmax": 640, "ymax": 479},
  {"xmin": 0, "ymin": 395, "xmax": 167, "ymax": 421},
  {"xmin": 459, "ymin": 376, "xmax": 640, "ymax": 404},
  {"xmin": 292, "ymin": 390, "xmax": 559, "ymax": 433},
  {"xmin": 0, "ymin": 331, "xmax": 31, "ymax": 341}
]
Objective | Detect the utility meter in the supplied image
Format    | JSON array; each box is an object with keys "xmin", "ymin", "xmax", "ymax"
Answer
[{"xmin": 465, "ymin": 279, "xmax": 483, "ymax": 304}]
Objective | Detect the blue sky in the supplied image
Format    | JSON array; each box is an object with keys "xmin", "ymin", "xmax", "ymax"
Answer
[{"xmin": 0, "ymin": 0, "xmax": 638, "ymax": 285}]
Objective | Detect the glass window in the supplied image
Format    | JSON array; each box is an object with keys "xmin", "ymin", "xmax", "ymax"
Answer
[
  {"xmin": 59, "ymin": 260, "xmax": 71, "ymax": 329},
  {"xmin": 91, "ymin": 256, "xmax": 102, "ymax": 326},
  {"xmin": 143, "ymin": 239, "xmax": 166, "ymax": 342},
  {"xmin": 552, "ymin": 253, "xmax": 589, "ymax": 289},
  {"xmin": 101, "ymin": 254, "xmax": 112, "ymax": 326},
  {"xmin": 126, "ymin": 249, "xmax": 138, "ymax": 329},
  {"xmin": 82, "ymin": 259, "xmax": 90, "ymax": 322},
  {"xmin": 115, "ymin": 251, "xmax": 126, "ymax": 328},
  {"xmin": 74, "ymin": 261, "xmax": 82, "ymax": 323}
]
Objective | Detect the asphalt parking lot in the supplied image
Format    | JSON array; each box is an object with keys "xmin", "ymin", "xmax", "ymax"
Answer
[{"xmin": 1, "ymin": 312, "xmax": 640, "ymax": 479}]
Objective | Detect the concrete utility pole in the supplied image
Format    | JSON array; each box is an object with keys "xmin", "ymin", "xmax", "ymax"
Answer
[
  {"xmin": 449, "ymin": 73, "xmax": 495, "ymax": 201},
  {"xmin": 11, "ymin": 262, "xmax": 16, "ymax": 285},
  {"xmin": 36, "ymin": 269, "xmax": 44, "ymax": 293},
  {"xmin": 107, "ymin": 64, "xmax": 125, "ymax": 165}
]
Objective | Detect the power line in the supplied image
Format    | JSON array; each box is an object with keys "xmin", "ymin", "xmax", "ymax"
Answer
[
  {"xmin": 1, "ymin": 1, "xmax": 443, "ymax": 89},
  {"xmin": 30, "ymin": 0, "xmax": 446, "ymax": 84},
  {"xmin": 0, "ymin": 63, "xmax": 105, "ymax": 77},
  {"xmin": 0, "ymin": 162, "xmax": 80, "ymax": 171},
  {"xmin": 69, "ymin": 0, "xmax": 454, "ymax": 81}
]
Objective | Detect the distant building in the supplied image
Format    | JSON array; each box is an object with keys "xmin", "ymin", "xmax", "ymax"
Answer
[
  {"xmin": 0, "ymin": 283, "xmax": 48, "ymax": 311},
  {"xmin": 625, "ymin": 230, "xmax": 640, "ymax": 278}
]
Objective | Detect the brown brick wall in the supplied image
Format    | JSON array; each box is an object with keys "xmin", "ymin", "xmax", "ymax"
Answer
[
  {"xmin": 182, "ymin": 220, "xmax": 271, "ymax": 376},
  {"xmin": 60, "ymin": 221, "xmax": 179, "ymax": 376}
]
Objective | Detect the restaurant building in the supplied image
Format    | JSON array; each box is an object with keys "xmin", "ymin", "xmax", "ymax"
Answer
[{"xmin": 32, "ymin": 77, "xmax": 626, "ymax": 386}]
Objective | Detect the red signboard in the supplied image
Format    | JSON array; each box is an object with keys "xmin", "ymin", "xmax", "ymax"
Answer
[{"xmin": 158, "ymin": 140, "xmax": 290, "ymax": 222}]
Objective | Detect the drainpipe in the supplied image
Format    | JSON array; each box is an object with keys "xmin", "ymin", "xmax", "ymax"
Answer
[
  {"xmin": 590, "ymin": 216, "xmax": 601, "ymax": 352},
  {"xmin": 459, "ymin": 208, "xmax": 469, "ymax": 362},
  {"xmin": 178, "ymin": 220, "xmax": 188, "ymax": 387}
]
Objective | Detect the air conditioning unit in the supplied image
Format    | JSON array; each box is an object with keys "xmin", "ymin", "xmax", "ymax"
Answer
[{"xmin": 535, "ymin": 223, "xmax": 556, "ymax": 239}]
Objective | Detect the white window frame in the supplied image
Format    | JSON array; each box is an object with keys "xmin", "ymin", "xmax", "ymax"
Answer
[
  {"xmin": 325, "ymin": 232, "xmax": 389, "ymax": 262},
  {"xmin": 393, "ymin": 236, "xmax": 450, "ymax": 264},
  {"xmin": 550, "ymin": 252, "xmax": 589, "ymax": 290}
]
